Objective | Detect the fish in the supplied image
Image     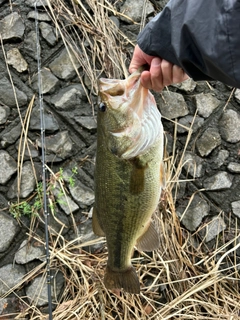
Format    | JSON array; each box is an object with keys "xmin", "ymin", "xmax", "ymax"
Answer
[{"xmin": 92, "ymin": 69, "xmax": 165, "ymax": 294}]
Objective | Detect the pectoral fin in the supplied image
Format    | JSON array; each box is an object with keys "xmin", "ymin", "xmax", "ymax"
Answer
[
  {"xmin": 92, "ymin": 207, "xmax": 105, "ymax": 236},
  {"xmin": 160, "ymin": 161, "xmax": 166, "ymax": 189},
  {"xmin": 129, "ymin": 157, "xmax": 147, "ymax": 195},
  {"xmin": 136, "ymin": 221, "xmax": 160, "ymax": 252}
]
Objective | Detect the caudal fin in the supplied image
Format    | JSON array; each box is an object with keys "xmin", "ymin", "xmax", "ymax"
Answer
[{"xmin": 104, "ymin": 265, "xmax": 140, "ymax": 294}]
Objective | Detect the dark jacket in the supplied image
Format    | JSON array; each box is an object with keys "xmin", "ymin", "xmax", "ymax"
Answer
[{"xmin": 137, "ymin": 0, "xmax": 240, "ymax": 88}]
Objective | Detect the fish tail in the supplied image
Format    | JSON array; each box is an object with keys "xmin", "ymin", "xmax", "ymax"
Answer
[{"xmin": 104, "ymin": 265, "xmax": 140, "ymax": 294}]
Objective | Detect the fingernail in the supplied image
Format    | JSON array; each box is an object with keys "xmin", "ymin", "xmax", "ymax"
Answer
[{"xmin": 152, "ymin": 57, "xmax": 161, "ymax": 67}]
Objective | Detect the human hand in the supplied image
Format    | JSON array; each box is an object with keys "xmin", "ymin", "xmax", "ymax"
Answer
[{"xmin": 129, "ymin": 45, "xmax": 189, "ymax": 91}]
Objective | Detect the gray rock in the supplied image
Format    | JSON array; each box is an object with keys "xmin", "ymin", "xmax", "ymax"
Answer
[
  {"xmin": 120, "ymin": 0, "xmax": 154, "ymax": 23},
  {"xmin": 0, "ymin": 12, "xmax": 25, "ymax": 41},
  {"xmin": 79, "ymin": 218, "xmax": 104, "ymax": 253},
  {"xmin": 0, "ymin": 212, "xmax": 18, "ymax": 252},
  {"xmin": 69, "ymin": 180, "xmax": 95, "ymax": 209},
  {"xmin": 177, "ymin": 196, "xmax": 210, "ymax": 231},
  {"xmin": 24, "ymin": 31, "xmax": 39, "ymax": 60},
  {"xmin": 8, "ymin": 162, "xmax": 36, "ymax": 199},
  {"xmin": 51, "ymin": 84, "xmax": 86, "ymax": 110},
  {"xmin": 49, "ymin": 48, "xmax": 81, "ymax": 80},
  {"xmin": 6, "ymin": 48, "xmax": 28, "ymax": 73},
  {"xmin": 196, "ymin": 127, "xmax": 221, "ymax": 157},
  {"xmin": 203, "ymin": 217, "xmax": 226, "ymax": 242},
  {"xmin": 0, "ymin": 264, "xmax": 25, "ymax": 296},
  {"xmin": 39, "ymin": 211, "xmax": 70, "ymax": 236},
  {"xmin": 203, "ymin": 172, "xmax": 233, "ymax": 190},
  {"xmin": 109, "ymin": 16, "xmax": 120, "ymax": 29},
  {"xmin": 219, "ymin": 109, "xmax": 240, "ymax": 143},
  {"xmin": 0, "ymin": 105, "xmax": 10, "ymax": 125},
  {"xmin": 231, "ymin": 200, "xmax": 240, "ymax": 219},
  {"xmin": 15, "ymin": 239, "xmax": 45, "ymax": 264},
  {"xmin": 26, "ymin": 0, "xmax": 48, "ymax": 6},
  {"xmin": 75, "ymin": 116, "xmax": 97, "ymax": 130},
  {"xmin": 15, "ymin": 139, "xmax": 39, "ymax": 159},
  {"xmin": 1, "ymin": 122, "xmax": 22, "ymax": 148},
  {"xmin": 227, "ymin": 162, "xmax": 240, "ymax": 173},
  {"xmin": 37, "ymin": 130, "xmax": 74, "ymax": 161},
  {"xmin": 26, "ymin": 270, "xmax": 64, "ymax": 307},
  {"xmin": 195, "ymin": 93, "xmax": 220, "ymax": 118},
  {"xmin": 213, "ymin": 149, "xmax": 229, "ymax": 168},
  {"xmin": 0, "ymin": 150, "xmax": 17, "ymax": 184},
  {"xmin": 172, "ymin": 78, "xmax": 197, "ymax": 93},
  {"xmin": 0, "ymin": 298, "xmax": 8, "ymax": 314},
  {"xmin": 234, "ymin": 88, "xmax": 240, "ymax": 103},
  {"xmin": 158, "ymin": 91, "xmax": 189, "ymax": 119},
  {"xmin": 0, "ymin": 76, "xmax": 27, "ymax": 107},
  {"xmin": 39, "ymin": 22, "xmax": 57, "ymax": 46},
  {"xmin": 183, "ymin": 151, "xmax": 204, "ymax": 178},
  {"xmin": 51, "ymin": 183, "xmax": 79, "ymax": 215},
  {"xmin": 0, "ymin": 194, "xmax": 8, "ymax": 210},
  {"xmin": 27, "ymin": 11, "xmax": 51, "ymax": 21},
  {"xmin": 31, "ymin": 68, "xmax": 60, "ymax": 94},
  {"xmin": 177, "ymin": 115, "xmax": 204, "ymax": 133},
  {"xmin": 29, "ymin": 107, "xmax": 59, "ymax": 132}
]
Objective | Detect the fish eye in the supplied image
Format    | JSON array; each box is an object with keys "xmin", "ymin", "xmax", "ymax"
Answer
[{"xmin": 99, "ymin": 102, "xmax": 107, "ymax": 112}]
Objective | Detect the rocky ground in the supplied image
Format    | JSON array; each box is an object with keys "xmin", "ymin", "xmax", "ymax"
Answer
[{"xmin": 0, "ymin": 0, "xmax": 240, "ymax": 317}]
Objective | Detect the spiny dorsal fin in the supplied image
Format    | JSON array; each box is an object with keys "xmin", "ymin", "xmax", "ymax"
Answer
[{"xmin": 136, "ymin": 221, "xmax": 160, "ymax": 252}]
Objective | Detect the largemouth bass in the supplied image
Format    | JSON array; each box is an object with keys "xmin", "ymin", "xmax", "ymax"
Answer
[{"xmin": 93, "ymin": 69, "xmax": 165, "ymax": 294}]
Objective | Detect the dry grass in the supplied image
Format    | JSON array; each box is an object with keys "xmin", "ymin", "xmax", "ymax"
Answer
[{"xmin": 1, "ymin": 0, "xmax": 240, "ymax": 319}]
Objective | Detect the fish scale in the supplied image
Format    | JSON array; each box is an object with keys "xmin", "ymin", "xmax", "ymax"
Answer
[{"xmin": 93, "ymin": 69, "xmax": 165, "ymax": 294}]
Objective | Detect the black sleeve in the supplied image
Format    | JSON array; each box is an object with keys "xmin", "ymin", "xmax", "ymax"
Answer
[{"xmin": 137, "ymin": 0, "xmax": 240, "ymax": 88}]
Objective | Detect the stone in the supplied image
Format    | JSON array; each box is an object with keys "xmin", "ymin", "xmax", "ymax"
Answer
[
  {"xmin": 183, "ymin": 151, "xmax": 204, "ymax": 178},
  {"xmin": 15, "ymin": 239, "xmax": 45, "ymax": 264},
  {"xmin": 51, "ymin": 84, "xmax": 86, "ymax": 110},
  {"xmin": 0, "ymin": 212, "xmax": 18, "ymax": 252},
  {"xmin": 0, "ymin": 150, "xmax": 17, "ymax": 184},
  {"xmin": 75, "ymin": 116, "xmax": 97, "ymax": 131},
  {"xmin": 27, "ymin": 11, "xmax": 51, "ymax": 21},
  {"xmin": 49, "ymin": 48, "xmax": 81, "ymax": 80},
  {"xmin": 51, "ymin": 183, "xmax": 79, "ymax": 215},
  {"xmin": 0, "ymin": 12, "xmax": 25, "ymax": 41},
  {"xmin": 196, "ymin": 127, "xmax": 221, "ymax": 157},
  {"xmin": 26, "ymin": 271, "xmax": 64, "ymax": 307},
  {"xmin": 219, "ymin": 109, "xmax": 240, "ymax": 143},
  {"xmin": 0, "ymin": 76, "xmax": 27, "ymax": 107},
  {"xmin": 26, "ymin": 0, "xmax": 48, "ymax": 6},
  {"xmin": 234, "ymin": 88, "xmax": 240, "ymax": 104},
  {"xmin": 120, "ymin": 0, "xmax": 154, "ymax": 23},
  {"xmin": 24, "ymin": 31, "xmax": 39, "ymax": 60},
  {"xmin": 203, "ymin": 217, "xmax": 226, "ymax": 242},
  {"xmin": 227, "ymin": 162, "xmax": 240, "ymax": 173},
  {"xmin": 31, "ymin": 68, "xmax": 60, "ymax": 94},
  {"xmin": 158, "ymin": 91, "xmax": 189, "ymax": 119},
  {"xmin": 177, "ymin": 196, "xmax": 210, "ymax": 231},
  {"xmin": 1, "ymin": 122, "xmax": 22, "ymax": 148},
  {"xmin": 79, "ymin": 218, "xmax": 104, "ymax": 253},
  {"xmin": 195, "ymin": 93, "xmax": 220, "ymax": 118},
  {"xmin": 213, "ymin": 149, "xmax": 229, "ymax": 168},
  {"xmin": 8, "ymin": 162, "xmax": 36, "ymax": 199},
  {"xmin": 172, "ymin": 78, "xmax": 197, "ymax": 93},
  {"xmin": 177, "ymin": 115, "xmax": 204, "ymax": 133},
  {"xmin": 37, "ymin": 130, "xmax": 74, "ymax": 162},
  {"xmin": 231, "ymin": 200, "xmax": 240, "ymax": 219},
  {"xmin": 0, "ymin": 264, "xmax": 25, "ymax": 296},
  {"xmin": 203, "ymin": 172, "xmax": 233, "ymax": 190},
  {"xmin": 69, "ymin": 180, "xmax": 95, "ymax": 209},
  {"xmin": 0, "ymin": 105, "xmax": 10, "ymax": 125},
  {"xmin": 29, "ymin": 107, "xmax": 59, "ymax": 132},
  {"xmin": 6, "ymin": 48, "xmax": 28, "ymax": 73},
  {"xmin": 39, "ymin": 211, "xmax": 70, "ymax": 236},
  {"xmin": 15, "ymin": 139, "xmax": 39, "ymax": 159},
  {"xmin": 39, "ymin": 22, "xmax": 57, "ymax": 46}
]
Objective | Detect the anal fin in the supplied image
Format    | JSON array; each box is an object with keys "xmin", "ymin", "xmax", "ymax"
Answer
[
  {"xmin": 92, "ymin": 207, "xmax": 105, "ymax": 237},
  {"xmin": 136, "ymin": 221, "xmax": 160, "ymax": 252}
]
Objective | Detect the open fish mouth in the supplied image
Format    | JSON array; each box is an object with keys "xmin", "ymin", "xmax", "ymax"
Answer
[{"xmin": 98, "ymin": 70, "xmax": 163, "ymax": 159}]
